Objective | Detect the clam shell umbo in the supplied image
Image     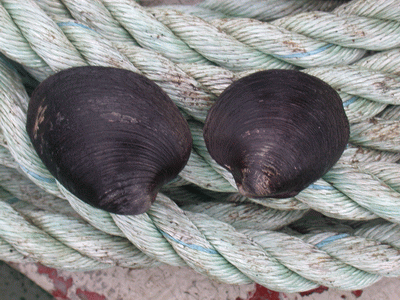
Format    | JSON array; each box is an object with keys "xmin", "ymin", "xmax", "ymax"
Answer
[
  {"xmin": 203, "ymin": 69, "xmax": 349, "ymax": 199},
  {"xmin": 26, "ymin": 66, "xmax": 192, "ymax": 215}
]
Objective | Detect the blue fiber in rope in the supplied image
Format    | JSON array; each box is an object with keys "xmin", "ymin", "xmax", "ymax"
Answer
[
  {"xmin": 19, "ymin": 165, "xmax": 56, "ymax": 183},
  {"xmin": 57, "ymin": 22, "xmax": 95, "ymax": 32},
  {"xmin": 315, "ymin": 233, "xmax": 349, "ymax": 248},
  {"xmin": 160, "ymin": 230, "xmax": 219, "ymax": 255},
  {"xmin": 343, "ymin": 96, "xmax": 357, "ymax": 107},
  {"xmin": 273, "ymin": 44, "xmax": 334, "ymax": 59}
]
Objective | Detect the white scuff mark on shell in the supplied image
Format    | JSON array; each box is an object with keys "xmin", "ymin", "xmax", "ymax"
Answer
[{"xmin": 100, "ymin": 112, "xmax": 139, "ymax": 124}]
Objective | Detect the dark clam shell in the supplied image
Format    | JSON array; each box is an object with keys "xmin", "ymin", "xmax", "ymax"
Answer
[
  {"xmin": 203, "ymin": 69, "xmax": 349, "ymax": 199},
  {"xmin": 26, "ymin": 66, "xmax": 192, "ymax": 215}
]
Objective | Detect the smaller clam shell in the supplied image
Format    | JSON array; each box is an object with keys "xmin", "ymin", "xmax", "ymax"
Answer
[
  {"xmin": 26, "ymin": 66, "xmax": 192, "ymax": 215},
  {"xmin": 203, "ymin": 70, "xmax": 349, "ymax": 198}
]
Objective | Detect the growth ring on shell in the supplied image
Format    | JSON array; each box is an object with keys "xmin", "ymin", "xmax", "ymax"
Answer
[
  {"xmin": 203, "ymin": 69, "xmax": 349, "ymax": 199},
  {"xmin": 26, "ymin": 66, "xmax": 192, "ymax": 215}
]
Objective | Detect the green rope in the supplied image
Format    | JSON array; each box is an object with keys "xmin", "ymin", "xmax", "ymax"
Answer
[
  {"xmin": 0, "ymin": 0, "xmax": 400, "ymax": 292},
  {"xmin": 197, "ymin": 0, "xmax": 348, "ymax": 21}
]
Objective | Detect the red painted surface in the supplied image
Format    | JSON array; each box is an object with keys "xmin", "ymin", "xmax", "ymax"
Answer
[
  {"xmin": 237, "ymin": 284, "xmax": 282, "ymax": 300},
  {"xmin": 76, "ymin": 288, "xmax": 106, "ymax": 300},
  {"xmin": 299, "ymin": 286, "xmax": 329, "ymax": 296},
  {"xmin": 37, "ymin": 264, "xmax": 73, "ymax": 299},
  {"xmin": 352, "ymin": 290, "xmax": 363, "ymax": 298}
]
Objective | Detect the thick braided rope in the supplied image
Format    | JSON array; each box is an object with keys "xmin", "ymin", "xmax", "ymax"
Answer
[
  {"xmin": 1, "ymin": 0, "xmax": 400, "ymax": 292},
  {"xmin": 0, "ymin": 168, "xmax": 394, "ymax": 292}
]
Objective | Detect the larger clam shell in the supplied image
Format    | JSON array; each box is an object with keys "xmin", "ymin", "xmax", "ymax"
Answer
[
  {"xmin": 203, "ymin": 70, "xmax": 349, "ymax": 198},
  {"xmin": 26, "ymin": 66, "xmax": 192, "ymax": 215}
]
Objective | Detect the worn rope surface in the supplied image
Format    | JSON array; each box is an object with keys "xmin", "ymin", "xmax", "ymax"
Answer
[{"xmin": 1, "ymin": 0, "xmax": 400, "ymax": 292}]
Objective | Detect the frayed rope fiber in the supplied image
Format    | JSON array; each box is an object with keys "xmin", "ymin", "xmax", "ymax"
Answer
[{"xmin": 1, "ymin": 0, "xmax": 400, "ymax": 292}]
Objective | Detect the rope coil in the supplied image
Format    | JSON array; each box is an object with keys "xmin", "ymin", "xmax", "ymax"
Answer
[{"xmin": 1, "ymin": 0, "xmax": 400, "ymax": 292}]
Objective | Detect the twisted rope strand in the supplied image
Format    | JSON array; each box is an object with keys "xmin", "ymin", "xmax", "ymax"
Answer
[
  {"xmin": 355, "ymin": 219, "xmax": 400, "ymax": 249},
  {"xmin": 313, "ymin": 234, "xmax": 400, "ymax": 277},
  {"xmin": 272, "ymin": 11, "xmax": 400, "ymax": 50},
  {"xmin": 1, "ymin": 0, "xmax": 87, "ymax": 71},
  {"xmin": 12, "ymin": 200, "xmax": 161, "ymax": 269},
  {"xmin": 349, "ymin": 119, "xmax": 400, "ymax": 152},
  {"xmin": 227, "ymin": 193, "xmax": 310, "ymax": 211},
  {"xmin": 293, "ymin": 216, "xmax": 400, "ymax": 277},
  {"xmin": 295, "ymin": 178, "xmax": 379, "ymax": 221},
  {"xmin": 180, "ymin": 150, "xmax": 236, "ymax": 192},
  {"xmin": 183, "ymin": 202, "xmax": 309, "ymax": 231},
  {"xmin": 333, "ymin": 0, "xmax": 400, "ymax": 22},
  {"xmin": 0, "ymin": 58, "xmax": 62, "ymax": 196},
  {"xmin": 0, "ymin": 199, "xmax": 107, "ymax": 271},
  {"xmin": 209, "ymin": 17, "xmax": 365, "ymax": 68},
  {"xmin": 55, "ymin": 17, "xmax": 139, "ymax": 72},
  {"xmin": 7, "ymin": 173, "xmax": 394, "ymax": 292},
  {"xmin": 0, "ymin": 165, "xmax": 76, "ymax": 216},
  {"xmin": 0, "ymin": 145, "xmax": 19, "ymax": 169},
  {"xmin": 323, "ymin": 163, "xmax": 400, "ymax": 224},
  {"xmin": 147, "ymin": 8, "xmax": 294, "ymax": 71},
  {"xmin": 197, "ymin": 0, "xmax": 347, "ymax": 21},
  {"xmin": 58, "ymin": 184, "xmax": 127, "ymax": 237},
  {"xmin": 303, "ymin": 66, "xmax": 400, "ymax": 105},
  {"xmin": 147, "ymin": 195, "xmax": 253, "ymax": 285},
  {"xmin": 54, "ymin": 0, "xmax": 137, "ymax": 45},
  {"xmin": 187, "ymin": 212, "xmax": 319, "ymax": 292},
  {"xmin": 33, "ymin": 0, "xmax": 72, "ymax": 19},
  {"xmin": 355, "ymin": 48, "xmax": 400, "ymax": 74},
  {"xmin": 150, "ymin": 5, "xmax": 228, "ymax": 21},
  {"xmin": 241, "ymin": 228, "xmax": 382, "ymax": 290},
  {"xmin": 340, "ymin": 144, "xmax": 400, "ymax": 163},
  {"xmin": 0, "ymin": 4, "xmax": 53, "ymax": 81},
  {"xmin": 0, "ymin": 237, "xmax": 29, "ymax": 263},
  {"xmin": 102, "ymin": 0, "xmax": 210, "ymax": 64}
]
